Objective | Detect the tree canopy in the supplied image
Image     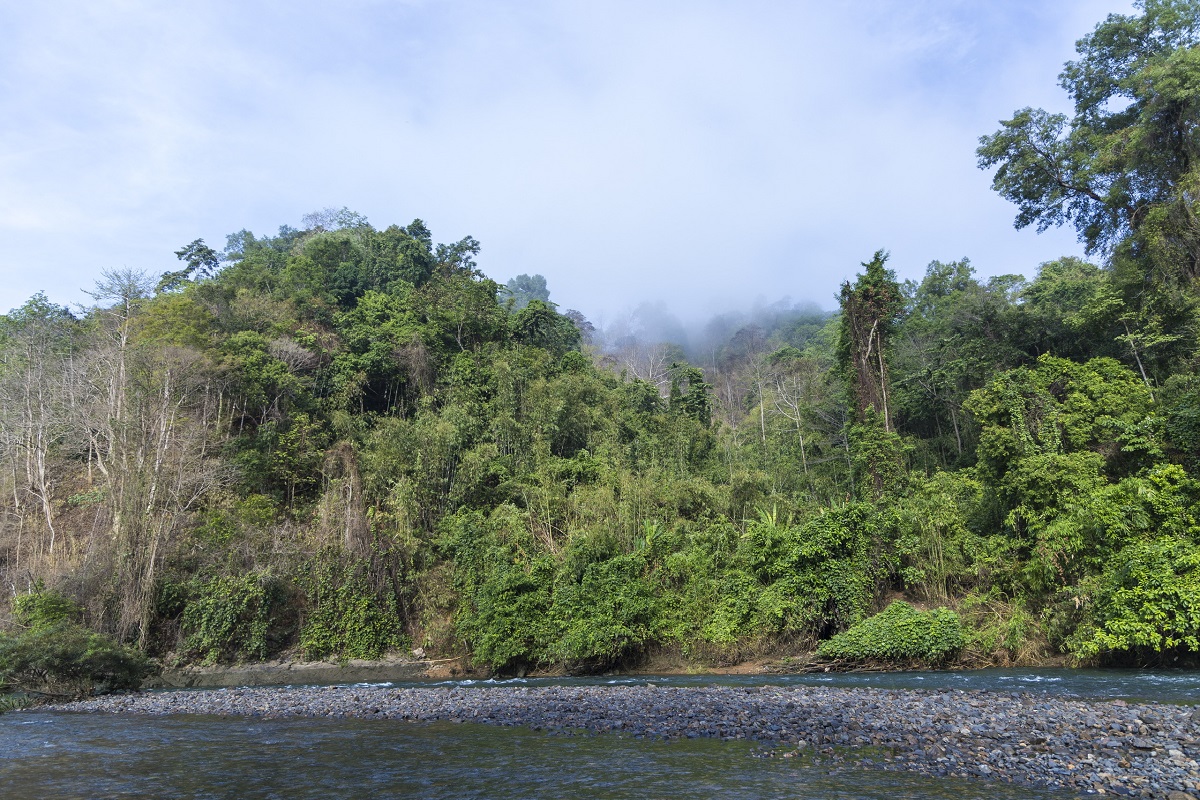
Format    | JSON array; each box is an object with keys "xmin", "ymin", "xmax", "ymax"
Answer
[{"xmin": 979, "ymin": 0, "xmax": 1200, "ymax": 263}]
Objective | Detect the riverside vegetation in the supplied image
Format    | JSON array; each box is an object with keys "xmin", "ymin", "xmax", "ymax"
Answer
[{"xmin": 5, "ymin": 1, "xmax": 1200, "ymax": 697}]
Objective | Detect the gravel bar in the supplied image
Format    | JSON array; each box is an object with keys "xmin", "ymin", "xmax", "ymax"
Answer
[{"xmin": 54, "ymin": 684, "xmax": 1200, "ymax": 798}]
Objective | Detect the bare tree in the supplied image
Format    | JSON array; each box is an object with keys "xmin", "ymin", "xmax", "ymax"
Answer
[
  {"xmin": 768, "ymin": 354, "xmax": 826, "ymax": 479},
  {"xmin": 0, "ymin": 294, "xmax": 77, "ymax": 568}
]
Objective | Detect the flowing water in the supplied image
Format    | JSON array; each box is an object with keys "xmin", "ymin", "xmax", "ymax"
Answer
[
  {"xmin": 2, "ymin": 668, "xmax": 1194, "ymax": 799},
  {"xmin": 385, "ymin": 666, "xmax": 1200, "ymax": 704},
  {"xmin": 2, "ymin": 712, "xmax": 1077, "ymax": 799}
]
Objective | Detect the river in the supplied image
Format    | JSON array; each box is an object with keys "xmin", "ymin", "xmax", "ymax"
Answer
[
  {"xmin": 405, "ymin": 666, "xmax": 1200, "ymax": 704},
  {"xmin": 2, "ymin": 667, "xmax": 1195, "ymax": 799}
]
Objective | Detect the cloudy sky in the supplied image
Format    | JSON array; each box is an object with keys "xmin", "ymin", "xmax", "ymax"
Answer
[{"xmin": 0, "ymin": 0, "xmax": 1136, "ymax": 321}]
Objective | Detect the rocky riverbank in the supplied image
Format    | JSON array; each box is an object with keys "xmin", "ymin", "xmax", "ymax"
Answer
[{"xmin": 55, "ymin": 684, "xmax": 1199, "ymax": 798}]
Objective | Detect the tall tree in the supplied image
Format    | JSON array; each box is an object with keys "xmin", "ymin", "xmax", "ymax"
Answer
[
  {"xmin": 83, "ymin": 270, "xmax": 227, "ymax": 644},
  {"xmin": 978, "ymin": 0, "xmax": 1200, "ymax": 377},
  {"xmin": 978, "ymin": 0, "xmax": 1200, "ymax": 263},
  {"xmin": 838, "ymin": 250, "xmax": 903, "ymax": 432},
  {"xmin": 158, "ymin": 239, "xmax": 222, "ymax": 293},
  {"xmin": 501, "ymin": 274, "xmax": 552, "ymax": 311},
  {"xmin": 0, "ymin": 295, "xmax": 77, "ymax": 561}
]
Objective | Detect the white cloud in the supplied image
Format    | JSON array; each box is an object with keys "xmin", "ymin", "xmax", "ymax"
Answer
[{"xmin": 0, "ymin": 0, "xmax": 1137, "ymax": 317}]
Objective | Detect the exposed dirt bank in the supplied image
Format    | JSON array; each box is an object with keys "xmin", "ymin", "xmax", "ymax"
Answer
[{"xmin": 146, "ymin": 655, "xmax": 473, "ymax": 689}]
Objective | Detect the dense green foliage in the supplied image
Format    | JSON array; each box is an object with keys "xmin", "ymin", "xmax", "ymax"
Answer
[
  {"xmin": 1067, "ymin": 537, "xmax": 1200, "ymax": 663},
  {"xmin": 816, "ymin": 602, "xmax": 964, "ymax": 665},
  {"xmin": 0, "ymin": 623, "xmax": 152, "ymax": 697},
  {"xmin": 1, "ymin": 588, "xmax": 152, "ymax": 697},
  {"xmin": 6, "ymin": 5, "xmax": 1200, "ymax": 673},
  {"xmin": 14, "ymin": 583, "xmax": 84, "ymax": 631},
  {"xmin": 180, "ymin": 572, "xmax": 288, "ymax": 665},
  {"xmin": 298, "ymin": 552, "xmax": 409, "ymax": 660}
]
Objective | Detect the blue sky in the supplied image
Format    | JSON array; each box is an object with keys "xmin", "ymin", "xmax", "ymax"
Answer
[{"xmin": 0, "ymin": 0, "xmax": 1136, "ymax": 322}]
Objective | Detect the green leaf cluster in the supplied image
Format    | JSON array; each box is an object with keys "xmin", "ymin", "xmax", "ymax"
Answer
[
  {"xmin": 298, "ymin": 550, "xmax": 408, "ymax": 661},
  {"xmin": 1067, "ymin": 536, "xmax": 1200, "ymax": 663},
  {"xmin": 0, "ymin": 624, "xmax": 151, "ymax": 698},
  {"xmin": 14, "ymin": 583, "xmax": 83, "ymax": 631},
  {"xmin": 816, "ymin": 601, "xmax": 964, "ymax": 665},
  {"xmin": 180, "ymin": 572, "xmax": 289, "ymax": 665}
]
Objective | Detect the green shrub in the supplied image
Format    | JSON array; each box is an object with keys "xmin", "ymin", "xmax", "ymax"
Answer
[
  {"xmin": 816, "ymin": 601, "xmax": 964, "ymax": 665},
  {"xmin": 0, "ymin": 624, "xmax": 152, "ymax": 697},
  {"xmin": 894, "ymin": 472, "xmax": 989, "ymax": 603},
  {"xmin": 457, "ymin": 558, "xmax": 555, "ymax": 671},
  {"xmin": 715, "ymin": 503, "xmax": 884, "ymax": 645},
  {"xmin": 553, "ymin": 552, "xmax": 663, "ymax": 668},
  {"xmin": 958, "ymin": 590, "xmax": 1042, "ymax": 663},
  {"xmin": 14, "ymin": 583, "xmax": 82, "ymax": 631},
  {"xmin": 181, "ymin": 572, "xmax": 288, "ymax": 664},
  {"xmin": 0, "ymin": 693, "xmax": 33, "ymax": 713},
  {"xmin": 441, "ymin": 508, "xmax": 555, "ymax": 671},
  {"xmin": 299, "ymin": 552, "xmax": 408, "ymax": 661},
  {"xmin": 1066, "ymin": 536, "xmax": 1200, "ymax": 663}
]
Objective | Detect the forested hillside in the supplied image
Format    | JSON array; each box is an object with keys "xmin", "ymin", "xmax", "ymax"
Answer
[{"xmin": 3, "ymin": 1, "xmax": 1200, "ymax": 677}]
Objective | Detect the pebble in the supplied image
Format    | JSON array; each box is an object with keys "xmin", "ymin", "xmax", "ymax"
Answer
[{"xmin": 50, "ymin": 684, "xmax": 1200, "ymax": 799}]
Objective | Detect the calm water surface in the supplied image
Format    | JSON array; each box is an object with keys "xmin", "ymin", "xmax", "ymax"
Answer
[{"xmin": 1, "ymin": 712, "xmax": 1078, "ymax": 800}]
